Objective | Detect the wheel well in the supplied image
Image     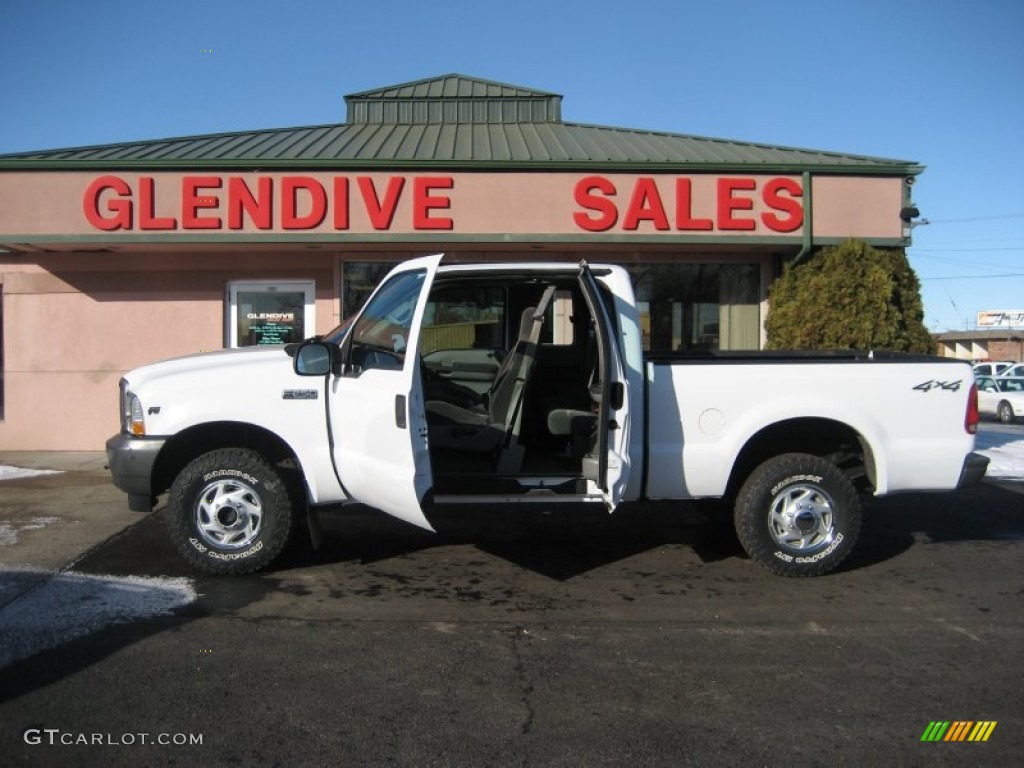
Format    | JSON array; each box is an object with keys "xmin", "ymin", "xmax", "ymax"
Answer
[
  {"xmin": 151, "ymin": 422, "xmax": 303, "ymax": 499},
  {"xmin": 726, "ymin": 417, "xmax": 874, "ymax": 499}
]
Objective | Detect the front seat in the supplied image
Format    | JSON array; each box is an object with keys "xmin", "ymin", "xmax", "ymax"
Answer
[
  {"xmin": 426, "ymin": 286, "xmax": 556, "ymax": 462},
  {"xmin": 547, "ymin": 324, "xmax": 599, "ymax": 464}
]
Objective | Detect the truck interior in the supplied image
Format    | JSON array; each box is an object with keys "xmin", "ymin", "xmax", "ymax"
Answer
[{"xmin": 419, "ymin": 272, "xmax": 609, "ymax": 498}]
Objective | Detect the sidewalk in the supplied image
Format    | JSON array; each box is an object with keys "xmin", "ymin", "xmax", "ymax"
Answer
[
  {"xmin": 0, "ymin": 451, "xmax": 110, "ymax": 475},
  {"xmin": 0, "ymin": 451, "xmax": 146, "ymax": 604}
]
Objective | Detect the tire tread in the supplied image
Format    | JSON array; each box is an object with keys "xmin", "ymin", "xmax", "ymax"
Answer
[
  {"xmin": 165, "ymin": 448, "xmax": 294, "ymax": 575},
  {"xmin": 734, "ymin": 453, "xmax": 861, "ymax": 577}
]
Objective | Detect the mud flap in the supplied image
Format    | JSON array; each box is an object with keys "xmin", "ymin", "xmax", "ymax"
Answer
[{"xmin": 306, "ymin": 505, "xmax": 323, "ymax": 551}]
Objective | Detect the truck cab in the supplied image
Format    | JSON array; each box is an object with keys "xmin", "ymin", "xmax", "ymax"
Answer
[{"xmin": 290, "ymin": 255, "xmax": 640, "ymax": 530}]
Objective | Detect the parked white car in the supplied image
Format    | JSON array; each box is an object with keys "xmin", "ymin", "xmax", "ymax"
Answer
[
  {"xmin": 973, "ymin": 361, "xmax": 1015, "ymax": 377},
  {"xmin": 976, "ymin": 376, "xmax": 1024, "ymax": 423},
  {"xmin": 996, "ymin": 363, "xmax": 1024, "ymax": 379}
]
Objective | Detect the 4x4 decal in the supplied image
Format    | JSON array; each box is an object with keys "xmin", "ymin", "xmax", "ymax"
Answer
[{"xmin": 913, "ymin": 379, "xmax": 962, "ymax": 393}]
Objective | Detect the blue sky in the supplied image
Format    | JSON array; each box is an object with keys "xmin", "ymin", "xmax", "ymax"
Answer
[{"xmin": 1, "ymin": 0, "xmax": 1021, "ymax": 333}]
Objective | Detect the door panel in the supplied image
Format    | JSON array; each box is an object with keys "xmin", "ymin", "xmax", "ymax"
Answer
[
  {"xmin": 578, "ymin": 263, "xmax": 632, "ymax": 510},
  {"xmin": 330, "ymin": 255, "xmax": 441, "ymax": 530}
]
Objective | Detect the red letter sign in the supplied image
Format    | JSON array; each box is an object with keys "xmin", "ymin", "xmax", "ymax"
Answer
[
  {"xmin": 573, "ymin": 176, "xmax": 618, "ymax": 232},
  {"xmin": 138, "ymin": 177, "xmax": 177, "ymax": 230},
  {"xmin": 622, "ymin": 178, "xmax": 670, "ymax": 231},
  {"xmin": 182, "ymin": 176, "xmax": 222, "ymax": 229},
  {"xmin": 281, "ymin": 177, "xmax": 327, "ymax": 229},
  {"xmin": 761, "ymin": 177, "xmax": 803, "ymax": 232},
  {"xmin": 227, "ymin": 176, "xmax": 273, "ymax": 229},
  {"xmin": 675, "ymin": 178, "xmax": 713, "ymax": 230},
  {"xmin": 358, "ymin": 177, "xmax": 405, "ymax": 230},
  {"xmin": 83, "ymin": 175, "xmax": 133, "ymax": 230},
  {"xmin": 413, "ymin": 177, "xmax": 454, "ymax": 230},
  {"xmin": 717, "ymin": 178, "xmax": 756, "ymax": 231}
]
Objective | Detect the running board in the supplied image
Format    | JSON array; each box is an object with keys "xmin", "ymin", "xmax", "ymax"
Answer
[{"xmin": 433, "ymin": 493, "xmax": 606, "ymax": 505}]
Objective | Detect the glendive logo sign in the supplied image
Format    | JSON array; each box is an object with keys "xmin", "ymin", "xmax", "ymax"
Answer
[
  {"xmin": 920, "ymin": 721, "xmax": 997, "ymax": 742},
  {"xmin": 82, "ymin": 175, "xmax": 456, "ymax": 232},
  {"xmin": 80, "ymin": 173, "xmax": 804, "ymax": 234}
]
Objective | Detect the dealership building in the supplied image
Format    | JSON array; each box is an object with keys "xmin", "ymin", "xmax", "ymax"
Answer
[{"xmin": 0, "ymin": 74, "xmax": 922, "ymax": 450}]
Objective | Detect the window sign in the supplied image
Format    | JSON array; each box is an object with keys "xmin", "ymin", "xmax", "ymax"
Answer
[{"xmin": 227, "ymin": 281, "xmax": 315, "ymax": 348}]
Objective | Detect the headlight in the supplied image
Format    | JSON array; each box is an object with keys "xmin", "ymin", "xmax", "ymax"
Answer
[{"xmin": 121, "ymin": 382, "xmax": 145, "ymax": 436}]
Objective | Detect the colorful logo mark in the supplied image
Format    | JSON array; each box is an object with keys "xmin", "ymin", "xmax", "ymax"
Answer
[{"xmin": 921, "ymin": 721, "xmax": 997, "ymax": 742}]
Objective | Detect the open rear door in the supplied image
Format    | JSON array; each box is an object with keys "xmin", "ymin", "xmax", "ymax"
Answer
[
  {"xmin": 328, "ymin": 254, "xmax": 441, "ymax": 530},
  {"xmin": 578, "ymin": 262, "xmax": 632, "ymax": 510}
]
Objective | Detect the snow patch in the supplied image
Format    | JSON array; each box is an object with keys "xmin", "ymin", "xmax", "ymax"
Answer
[
  {"xmin": 0, "ymin": 465, "xmax": 63, "ymax": 481},
  {"xmin": 0, "ymin": 568, "xmax": 196, "ymax": 668},
  {"xmin": 974, "ymin": 432, "xmax": 1024, "ymax": 480},
  {"xmin": 0, "ymin": 517, "xmax": 60, "ymax": 546}
]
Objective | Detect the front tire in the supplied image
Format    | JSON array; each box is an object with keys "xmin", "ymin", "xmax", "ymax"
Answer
[
  {"xmin": 734, "ymin": 453, "xmax": 861, "ymax": 577},
  {"xmin": 998, "ymin": 401, "xmax": 1015, "ymax": 424},
  {"xmin": 166, "ymin": 448, "xmax": 295, "ymax": 575}
]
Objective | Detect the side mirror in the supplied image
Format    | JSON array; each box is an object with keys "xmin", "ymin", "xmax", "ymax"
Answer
[{"xmin": 293, "ymin": 340, "xmax": 336, "ymax": 376}]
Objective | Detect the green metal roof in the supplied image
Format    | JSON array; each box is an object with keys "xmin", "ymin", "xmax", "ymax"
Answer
[
  {"xmin": 346, "ymin": 73, "xmax": 562, "ymax": 124},
  {"xmin": 0, "ymin": 73, "xmax": 922, "ymax": 175}
]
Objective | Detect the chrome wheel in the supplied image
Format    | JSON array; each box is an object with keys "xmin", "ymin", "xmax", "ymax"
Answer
[
  {"xmin": 194, "ymin": 478, "xmax": 263, "ymax": 550},
  {"xmin": 767, "ymin": 483, "xmax": 836, "ymax": 552}
]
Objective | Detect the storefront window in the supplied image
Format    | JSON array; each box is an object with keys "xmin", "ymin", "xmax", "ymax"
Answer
[
  {"xmin": 227, "ymin": 281, "xmax": 315, "ymax": 348},
  {"xmin": 342, "ymin": 261, "xmax": 399, "ymax": 320},
  {"xmin": 625, "ymin": 263, "xmax": 760, "ymax": 352}
]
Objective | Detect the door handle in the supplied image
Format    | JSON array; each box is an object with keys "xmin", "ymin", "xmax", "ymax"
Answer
[{"xmin": 395, "ymin": 394, "xmax": 407, "ymax": 429}]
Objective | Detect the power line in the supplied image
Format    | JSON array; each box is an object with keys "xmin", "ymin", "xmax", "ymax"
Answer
[
  {"xmin": 913, "ymin": 247, "xmax": 1024, "ymax": 252},
  {"xmin": 920, "ymin": 273, "xmax": 1024, "ymax": 280},
  {"xmin": 921, "ymin": 213, "xmax": 1024, "ymax": 224},
  {"xmin": 912, "ymin": 253, "xmax": 1024, "ymax": 270}
]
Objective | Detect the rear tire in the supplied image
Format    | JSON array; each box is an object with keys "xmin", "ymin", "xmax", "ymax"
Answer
[
  {"xmin": 166, "ymin": 448, "xmax": 294, "ymax": 575},
  {"xmin": 734, "ymin": 453, "xmax": 861, "ymax": 577}
]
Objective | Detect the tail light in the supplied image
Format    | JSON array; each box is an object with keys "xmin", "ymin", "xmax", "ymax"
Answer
[{"xmin": 965, "ymin": 382, "xmax": 979, "ymax": 435}]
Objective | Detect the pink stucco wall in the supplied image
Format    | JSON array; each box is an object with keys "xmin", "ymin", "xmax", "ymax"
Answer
[
  {"xmin": 0, "ymin": 251, "xmax": 336, "ymax": 449},
  {"xmin": 811, "ymin": 176, "xmax": 905, "ymax": 239}
]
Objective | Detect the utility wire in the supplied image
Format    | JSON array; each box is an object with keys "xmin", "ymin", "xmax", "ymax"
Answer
[
  {"xmin": 920, "ymin": 273, "xmax": 1024, "ymax": 280},
  {"xmin": 921, "ymin": 213, "xmax": 1024, "ymax": 224}
]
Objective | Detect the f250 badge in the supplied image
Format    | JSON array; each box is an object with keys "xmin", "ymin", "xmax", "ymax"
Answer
[
  {"xmin": 913, "ymin": 380, "xmax": 962, "ymax": 393},
  {"xmin": 282, "ymin": 389, "xmax": 318, "ymax": 400}
]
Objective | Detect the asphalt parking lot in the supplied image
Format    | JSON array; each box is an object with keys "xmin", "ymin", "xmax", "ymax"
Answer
[{"xmin": 0, "ymin": 429, "xmax": 1021, "ymax": 767}]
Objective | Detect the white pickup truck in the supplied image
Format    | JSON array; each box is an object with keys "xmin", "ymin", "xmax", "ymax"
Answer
[{"xmin": 106, "ymin": 255, "xmax": 988, "ymax": 577}]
